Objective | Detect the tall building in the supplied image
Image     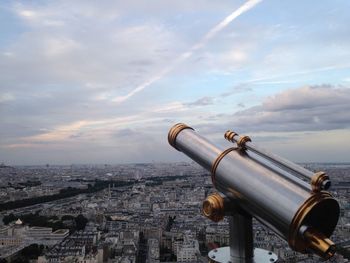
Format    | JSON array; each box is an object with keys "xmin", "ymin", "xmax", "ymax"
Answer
[{"xmin": 176, "ymin": 234, "xmax": 200, "ymax": 262}]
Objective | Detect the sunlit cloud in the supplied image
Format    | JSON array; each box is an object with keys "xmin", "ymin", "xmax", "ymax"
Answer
[
  {"xmin": 112, "ymin": 0, "xmax": 263, "ymax": 103},
  {"xmin": 153, "ymin": 102, "xmax": 188, "ymax": 113},
  {"xmin": 0, "ymin": 93, "xmax": 15, "ymax": 102},
  {"xmin": 1, "ymin": 0, "xmax": 350, "ymax": 164},
  {"xmin": 18, "ymin": 9, "xmax": 37, "ymax": 19}
]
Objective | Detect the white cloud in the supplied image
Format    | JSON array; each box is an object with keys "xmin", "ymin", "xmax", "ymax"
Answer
[
  {"xmin": 18, "ymin": 9, "xmax": 37, "ymax": 19},
  {"xmin": 230, "ymin": 85, "xmax": 350, "ymax": 132},
  {"xmin": 1, "ymin": 1, "xmax": 350, "ymax": 164},
  {"xmin": 153, "ymin": 102, "xmax": 188, "ymax": 113},
  {"xmin": 0, "ymin": 93, "xmax": 15, "ymax": 102},
  {"xmin": 1, "ymin": 2, "xmax": 186, "ymax": 97}
]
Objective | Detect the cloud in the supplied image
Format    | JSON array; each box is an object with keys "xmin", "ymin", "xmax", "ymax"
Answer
[
  {"xmin": 262, "ymin": 84, "xmax": 348, "ymax": 111},
  {"xmin": 112, "ymin": 128, "xmax": 137, "ymax": 138},
  {"xmin": 0, "ymin": 1, "xmax": 191, "ymax": 150},
  {"xmin": 1, "ymin": 1, "xmax": 186, "ymax": 97},
  {"xmin": 220, "ymin": 84, "xmax": 253, "ymax": 97},
  {"xmin": 1, "ymin": 1, "xmax": 350, "ymax": 164},
  {"xmin": 153, "ymin": 97, "xmax": 216, "ymax": 113},
  {"xmin": 10, "ymin": 83, "xmax": 346, "ymax": 151},
  {"xmin": 184, "ymin": 96, "xmax": 215, "ymax": 107},
  {"xmin": 229, "ymin": 85, "xmax": 350, "ymax": 132},
  {"xmin": 153, "ymin": 102, "xmax": 188, "ymax": 113},
  {"xmin": 0, "ymin": 93, "xmax": 15, "ymax": 102},
  {"xmin": 112, "ymin": 0, "xmax": 262, "ymax": 103}
]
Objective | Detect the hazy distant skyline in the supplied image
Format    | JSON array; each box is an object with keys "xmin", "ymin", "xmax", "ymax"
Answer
[{"xmin": 1, "ymin": 1, "xmax": 350, "ymax": 165}]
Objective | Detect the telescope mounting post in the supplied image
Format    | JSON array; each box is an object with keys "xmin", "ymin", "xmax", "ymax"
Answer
[
  {"xmin": 207, "ymin": 202, "xmax": 278, "ymax": 263},
  {"xmin": 229, "ymin": 211, "xmax": 253, "ymax": 262}
]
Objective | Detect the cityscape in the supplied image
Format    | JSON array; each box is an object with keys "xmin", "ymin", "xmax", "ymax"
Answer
[
  {"xmin": 0, "ymin": 162, "xmax": 348, "ymax": 262},
  {"xmin": 1, "ymin": 1, "xmax": 350, "ymax": 262}
]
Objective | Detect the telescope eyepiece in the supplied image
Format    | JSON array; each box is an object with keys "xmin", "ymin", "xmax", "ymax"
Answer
[
  {"xmin": 303, "ymin": 227, "xmax": 336, "ymax": 259},
  {"xmin": 202, "ymin": 193, "xmax": 225, "ymax": 222},
  {"xmin": 322, "ymin": 180, "xmax": 331, "ymax": 190},
  {"xmin": 311, "ymin": 172, "xmax": 331, "ymax": 192}
]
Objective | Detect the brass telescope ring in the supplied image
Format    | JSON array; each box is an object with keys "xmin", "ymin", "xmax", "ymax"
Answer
[
  {"xmin": 237, "ymin": 135, "xmax": 251, "ymax": 149},
  {"xmin": 211, "ymin": 147, "xmax": 238, "ymax": 187},
  {"xmin": 224, "ymin": 130, "xmax": 237, "ymax": 142},
  {"xmin": 168, "ymin": 123, "xmax": 194, "ymax": 150},
  {"xmin": 311, "ymin": 171, "xmax": 329, "ymax": 192}
]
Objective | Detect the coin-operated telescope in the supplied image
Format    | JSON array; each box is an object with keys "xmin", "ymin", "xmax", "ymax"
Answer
[{"xmin": 168, "ymin": 123, "xmax": 340, "ymax": 263}]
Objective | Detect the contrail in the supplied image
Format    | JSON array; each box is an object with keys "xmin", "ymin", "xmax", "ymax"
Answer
[
  {"xmin": 245, "ymin": 63, "xmax": 350, "ymax": 84},
  {"xmin": 113, "ymin": 0, "xmax": 263, "ymax": 103}
]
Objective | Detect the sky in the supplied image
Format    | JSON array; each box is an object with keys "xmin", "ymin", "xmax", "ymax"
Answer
[{"xmin": 0, "ymin": 0, "xmax": 350, "ymax": 165}]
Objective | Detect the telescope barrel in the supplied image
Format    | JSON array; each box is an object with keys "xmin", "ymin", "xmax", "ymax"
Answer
[
  {"xmin": 245, "ymin": 149, "xmax": 312, "ymax": 191},
  {"xmin": 224, "ymin": 131, "xmax": 331, "ymax": 191},
  {"xmin": 168, "ymin": 123, "xmax": 339, "ymax": 259},
  {"xmin": 168, "ymin": 124, "xmax": 221, "ymax": 171}
]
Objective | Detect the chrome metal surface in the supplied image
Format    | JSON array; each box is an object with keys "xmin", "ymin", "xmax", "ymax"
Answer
[
  {"xmin": 225, "ymin": 130, "xmax": 331, "ymax": 191},
  {"xmin": 245, "ymin": 140, "xmax": 314, "ymax": 179},
  {"xmin": 229, "ymin": 214, "xmax": 254, "ymax": 262},
  {"xmin": 247, "ymin": 151, "xmax": 311, "ymax": 192},
  {"xmin": 215, "ymin": 149, "xmax": 309, "ymax": 240},
  {"xmin": 174, "ymin": 126, "xmax": 311, "ymax": 239},
  {"xmin": 170, "ymin": 124, "xmax": 339, "ymax": 258},
  {"xmin": 175, "ymin": 128, "xmax": 223, "ymax": 171},
  {"xmin": 208, "ymin": 247, "xmax": 277, "ymax": 263}
]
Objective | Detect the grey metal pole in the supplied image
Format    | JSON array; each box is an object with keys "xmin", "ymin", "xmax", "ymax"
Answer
[{"xmin": 229, "ymin": 213, "xmax": 254, "ymax": 263}]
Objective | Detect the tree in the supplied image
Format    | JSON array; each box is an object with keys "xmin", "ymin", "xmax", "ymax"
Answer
[
  {"xmin": 75, "ymin": 214, "xmax": 88, "ymax": 231},
  {"xmin": 3, "ymin": 213, "xmax": 16, "ymax": 225},
  {"xmin": 165, "ymin": 216, "xmax": 176, "ymax": 231},
  {"xmin": 61, "ymin": 215, "xmax": 75, "ymax": 221},
  {"xmin": 337, "ymin": 245, "xmax": 350, "ymax": 260},
  {"xmin": 21, "ymin": 244, "xmax": 43, "ymax": 258}
]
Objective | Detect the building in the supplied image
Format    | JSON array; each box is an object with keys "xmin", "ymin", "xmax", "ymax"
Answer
[
  {"xmin": 0, "ymin": 222, "xmax": 69, "ymax": 260},
  {"xmin": 175, "ymin": 234, "xmax": 199, "ymax": 262},
  {"xmin": 147, "ymin": 238, "xmax": 160, "ymax": 263}
]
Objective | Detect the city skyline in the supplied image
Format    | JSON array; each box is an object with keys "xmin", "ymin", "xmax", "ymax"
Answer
[{"xmin": 1, "ymin": 1, "xmax": 350, "ymax": 165}]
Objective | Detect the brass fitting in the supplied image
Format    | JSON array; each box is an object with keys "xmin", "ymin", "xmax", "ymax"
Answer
[
  {"xmin": 224, "ymin": 130, "xmax": 237, "ymax": 143},
  {"xmin": 224, "ymin": 130, "xmax": 251, "ymax": 149},
  {"xmin": 211, "ymin": 147, "xmax": 237, "ymax": 187},
  {"xmin": 303, "ymin": 227, "xmax": 336, "ymax": 260},
  {"xmin": 202, "ymin": 193, "xmax": 225, "ymax": 222},
  {"xmin": 237, "ymin": 135, "xmax": 251, "ymax": 149},
  {"xmin": 168, "ymin": 123, "xmax": 193, "ymax": 151},
  {"xmin": 311, "ymin": 171, "xmax": 330, "ymax": 192},
  {"xmin": 289, "ymin": 191, "xmax": 339, "ymax": 259}
]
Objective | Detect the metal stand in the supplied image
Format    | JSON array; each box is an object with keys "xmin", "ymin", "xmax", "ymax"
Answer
[{"xmin": 208, "ymin": 212, "xmax": 278, "ymax": 263}]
